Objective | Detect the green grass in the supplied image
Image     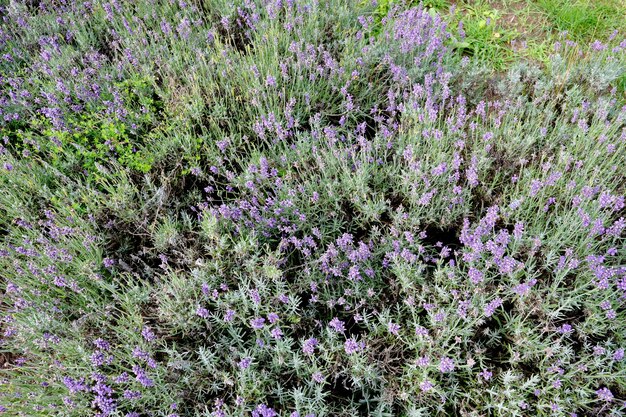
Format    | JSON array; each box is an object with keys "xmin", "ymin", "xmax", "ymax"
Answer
[
  {"xmin": 450, "ymin": 1, "xmax": 520, "ymax": 69},
  {"xmin": 536, "ymin": 0, "xmax": 626, "ymax": 40},
  {"xmin": 374, "ymin": 0, "xmax": 626, "ymax": 71},
  {"xmin": 409, "ymin": 0, "xmax": 626, "ymax": 72}
]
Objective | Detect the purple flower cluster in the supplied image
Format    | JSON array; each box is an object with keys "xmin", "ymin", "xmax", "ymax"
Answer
[
  {"xmin": 344, "ymin": 338, "xmax": 365, "ymax": 355},
  {"xmin": 439, "ymin": 357, "xmax": 455, "ymax": 373},
  {"xmin": 302, "ymin": 337, "xmax": 318, "ymax": 355},
  {"xmin": 319, "ymin": 234, "xmax": 374, "ymax": 281}
]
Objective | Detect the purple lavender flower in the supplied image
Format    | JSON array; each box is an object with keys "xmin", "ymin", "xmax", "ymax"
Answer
[
  {"xmin": 238, "ymin": 357, "xmax": 252, "ymax": 370},
  {"xmin": 478, "ymin": 369, "xmax": 492, "ymax": 381},
  {"xmin": 344, "ymin": 338, "xmax": 363, "ymax": 355},
  {"xmin": 90, "ymin": 350, "xmax": 112, "ymax": 367},
  {"xmin": 415, "ymin": 325, "xmax": 429, "ymax": 337},
  {"xmin": 267, "ymin": 312, "xmax": 279, "ymax": 324},
  {"xmin": 224, "ymin": 309, "xmax": 235, "ymax": 322},
  {"xmin": 329, "ymin": 317, "xmax": 345, "ymax": 333},
  {"xmin": 388, "ymin": 322, "xmax": 400, "ymax": 335},
  {"xmin": 91, "ymin": 373, "xmax": 116, "ymax": 416},
  {"xmin": 141, "ymin": 327, "xmax": 156, "ymax": 342},
  {"xmin": 484, "ymin": 297, "xmax": 502, "ymax": 317},
  {"xmin": 439, "ymin": 357, "xmax": 455, "ymax": 373},
  {"xmin": 593, "ymin": 345, "xmax": 606, "ymax": 356},
  {"xmin": 419, "ymin": 380, "xmax": 434, "ymax": 392},
  {"xmin": 252, "ymin": 404, "xmax": 277, "ymax": 417},
  {"xmin": 302, "ymin": 338, "xmax": 318, "ymax": 355},
  {"xmin": 132, "ymin": 347, "xmax": 157, "ymax": 369},
  {"xmin": 270, "ymin": 327, "xmax": 283, "ymax": 339},
  {"xmin": 249, "ymin": 289, "xmax": 261, "ymax": 304},
  {"xmin": 131, "ymin": 365, "xmax": 154, "ymax": 387},
  {"xmin": 336, "ymin": 233, "xmax": 353, "ymax": 251},
  {"xmin": 513, "ymin": 279, "xmax": 536, "ymax": 296},
  {"xmin": 468, "ymin": 267, "xmax": 483, "ymax": 284},
  {"xmin": 123, "ymin": 390, "xmax": 141, "ymax": 400},
  {"xmin": 266, "ymin": 75, "xmax": 277, "ymax": 87},
  {"xmin": 596, "ymin": 387, "xmax": 614, "ymax": 402},
  {"xmin": 416, "ymin": 356, "xmax": 430, "ymax": 367},
  {"xmin": 93, "ymin": 338, "xmax": 111, "ymax": 351},
  {"xmin": 312, "ymin": 372, "xmax": 325, "ymax": 383},
  {"xmin": 114, "ymin": 373, "xmax": 129, "ymax": 384},
  {"xmin": 347, "ymin": 265, "xmax": 362, "ymax": 281},
  {"xmin": 250, "ymin": 317, "xmax": 266, "ymax": 329},
  {"xmin": 433, "ymin": 311, "xmax": 446, "ymax": 322},
  {"xmin": 63, "ymin": 376, "xmax": 88, "ymax": 394}
]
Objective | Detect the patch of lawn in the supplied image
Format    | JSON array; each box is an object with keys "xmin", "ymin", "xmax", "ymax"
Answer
[
  {"xmin": 536, "ymin": 0, "xmax": 626, "ymax": 41},
  {"xmin": 450, "ymin": 1, "xmax": 520, "ymax": 69}
]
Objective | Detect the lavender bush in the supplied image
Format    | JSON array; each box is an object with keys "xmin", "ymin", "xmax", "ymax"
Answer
[{"xmin": 1, "ymin": 1, "xmax": 625, "ymax": 416}]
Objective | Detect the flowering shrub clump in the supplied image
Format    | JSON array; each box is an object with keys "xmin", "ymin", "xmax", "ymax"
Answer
[{"xmin": 1, "ymin": 1, "xmax": 625, "ymax": 416}]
